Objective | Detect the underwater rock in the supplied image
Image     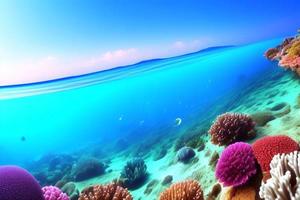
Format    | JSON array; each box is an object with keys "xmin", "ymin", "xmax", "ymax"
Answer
[
  {"xmin": 0, "ymin": 166, "xmax": 44, "ymax": 200},
  {"xmin": 250, "ymin": 111, "xmax": 275, "ymax": 126},
  {"xmin": 207, "ymin": 183, "xmax": 221, "ymax": 200},
  {"xmin": 209, "ymin": 113, "xmax": 256, "ymax": 146},
  {"xmin": 252, "ymin": 135, "xmax": 299, "ymax": 172},
  {"xmin": 144, "ymin": 179, "xmax": 159, "ymax": 195},
  {"xmin": 119, "ymin": 157, "xmax": 148, "ymax": 189},
  {"xmin": 153, "ymin": 148, "xmax": 167, "ymax": 161},
  {"xmin": 177, "ymin": 147, "xmax": 196, "ymax": 163},
  {"xmin": 61, "ymin": 182, "xmax": 79, "ymax": 200},
  {"xmin": 161, "ymin": 175, "xmax": 173, "ymax": 185},
  {"xmin": 269, "ymin": 102, "xmax": 291, "ymax": 117},
  {"xmin": 71, "ymin": 156, "xmax": 105, "ymax": 181},
  {"xmin": 197, "ymin": 143, "xmax": 205, "ymax": 152},
  {"xmin": 174, "ymin": 129, "xmax": 207, "ymax": 151},
  {"xmin": 265, "ymin": 48, "xmax": 280, "ymax": 60},
  {"xmin": 209, "ymin": 151, "xmax": 219, "ymax": 168},
  {"xmin": 216, "ymin": 142, "xmax": 257, "ymax": 187},
  {"xmin": 79, "ymin": 183, "xmax": 132, "ymax": 200},
  {"xmin": 222, "ymin": 185, "xmax": 257, "ymax": 200},
  {"xmin": 42, "ymin": 186, "xmax": 69, "ymax": 200},
  {"xmin": 159, "ymin": 180, "xmax": 204, "ymax": 200}
]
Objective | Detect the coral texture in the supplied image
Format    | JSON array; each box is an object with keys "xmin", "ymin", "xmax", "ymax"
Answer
[
  {"xmin": 120, "ymin": 157, "xmax": 147, "ymax": 188},
  {"xmin": 42, "ymin": 186, "xmax": 69, "ymax": 200},
  {"xmin": 223, "ymin": 185, "xmax": 256, "ymax": 200},
  {"xmin": 177, "ymin": 147, "xmax": 196, "ymax": 163},
  {"xmin": 216, "ymin": 142, "xmax": 257, "ymax": 187},
  {"xmin": 159, "ymin": 180, "xmax": 204, "ymax": 200},
  {"xmin": 0, "ymin": 165, "xmax": 44, "ymax": 200},
  {"xmin": 78, "ymin": 183, "xmax": 132, "ymax": 200},
  {"xmin": 209, "ymin": 113, "xmax": 255, "ymax": 146},
  {"xmin": 265, "ymin": 31, "xmax": 300, "ymax": 75},
  {"xmin": 259, "ymin": 151, "xmax": 300, "ymax": 200},
  {"xmin": 252, "ymin": 135, "xmax": 299, "ymax": 172}
]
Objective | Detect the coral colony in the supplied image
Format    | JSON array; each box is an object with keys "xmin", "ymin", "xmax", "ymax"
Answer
[{"xmin": 2, "ymin": 29, "xmax": 300, "ymax": 200}]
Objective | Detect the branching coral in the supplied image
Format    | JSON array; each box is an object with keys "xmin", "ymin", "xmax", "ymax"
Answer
[
  {"xmin": 252, "ymin": 135, "xmax": 299, "ymax": 172},
  {"xmin": 119, "ymin": 157, "xmax": 147, "ymax": 189},
  {"xmin": 78, "ymin": 183, "xmax": 132, "ymax": 200},
  {"xmin": 159, "ymin": 180, "xmax": 204, "ymax": 200},
  {"xmin": 259, "ymin": 151, "xmax": 300, "ymax": 200},
  {"xmin": 215, "ymin": 142, "xmax": 257, "ymax": 187},
  {"xmin": 209, "ymin": 113, "xmax": 255, "ymax": 146}
]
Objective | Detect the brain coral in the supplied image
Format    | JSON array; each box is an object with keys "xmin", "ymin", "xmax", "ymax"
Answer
[
  {"xmin": 0, "ymin": 165, "xmax": 44, "ymax": 200},
  {"xmin": 259, "ymin": 151, "xmax": 300, "ymax": 200},
  {"xmin": 78, "ymin": 183, "xmax": 132, "ymax": 200},
  {"xmin": 209, "ymin": 113, "xmax": 255, "ymax": 146},
  {"xmin": 159, "ymin": 180, "xmax": 204, "ymax": 200},
  {"xmin": 252, "ymin": 135, "xmax": 299, "ymax": 172},
  {"xmin": 215, "ymin": 142, "xmax": 257, "ymax": 187},
  {"xmin": 42, "ymin": 186, "xmax": 69, "ymax": 200}
]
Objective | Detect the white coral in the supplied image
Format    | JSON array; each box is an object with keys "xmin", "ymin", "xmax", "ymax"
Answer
[{"xmin": 259, "ymin": 151, "xmax": 300, "ymax": 200}]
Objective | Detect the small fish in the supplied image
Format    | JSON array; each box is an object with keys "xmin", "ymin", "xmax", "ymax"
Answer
[
  {"xmin": 174, "ymin": 117, "xmax": 182, "ymax": 126},
  {"xmin": 21, "ymin": 136, "xmax": 26, "ymax": 142}
]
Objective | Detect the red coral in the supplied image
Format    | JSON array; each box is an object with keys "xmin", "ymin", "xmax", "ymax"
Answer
[
  {"xmin": 209, "ymin": 113, "xmax": 256, "ymax": 146},
  {"xmin": 252, "ymin": 135, "xmax": 299, "ymax": 172}
]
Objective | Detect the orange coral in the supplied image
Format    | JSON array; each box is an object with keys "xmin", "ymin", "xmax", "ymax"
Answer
[
  {"xmin": 159, "ymin": 180, "xmax": 204, "ymax": 200},
  {"xmin": 78, "ymin": 183, "xmax": 132, "ymax": 200}
]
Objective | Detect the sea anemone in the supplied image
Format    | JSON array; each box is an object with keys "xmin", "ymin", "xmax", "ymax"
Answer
[
  {"xmin": 209, "ymin": 113, "xmax": 256, "ymax": 146},
  {"xmin": 259, "ymin": 151, "xmax": 300, "ymax": 200},
  {"xmin": 252, "ymin": 135, "xmax": 299, "ymax": 172},
  {"xmin": 119, "ymin": 157, "xmax": 147, "ymax": 189},
  {"xmin": 42, "ymin": 186, "xmax": 69, "ymax": 200},
  {"xmin": 78, "ymin": 183, "xmax": 132, "ymax": 200},
  {"xmin": 159, "ymin": 180, "xmax": 204, "ymax": 200},
  {"xmin": 0, "ymin": 165, "xmax": 44, "ymax": 200},
  {"xmin": 215, "ymin": 142, "xmax": 257, "ymax": 187},
  {"xmin": 177, "ymin": 147, "xmax": 196, "ymax": 163}
]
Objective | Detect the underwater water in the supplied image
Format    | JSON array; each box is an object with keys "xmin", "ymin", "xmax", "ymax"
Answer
[{"xmin": 0, "ymin": 38, "xmax": 292, "ymax": 199}]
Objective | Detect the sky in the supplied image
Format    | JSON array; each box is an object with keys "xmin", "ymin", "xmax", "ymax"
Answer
[{"xmin": 0, "ymin": 0, "xmax": 300, "ymax": 86}]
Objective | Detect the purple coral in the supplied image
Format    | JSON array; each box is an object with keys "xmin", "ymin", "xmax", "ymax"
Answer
[
  {"xmin": 215, "ymin": 142, "xmax": 257, "ymax": 187},
  {"xmin": 0, "ymin": 165, "xmax": 44, "ymax": 200},
  {"xmin": 42, "ymin": 186, "xmax": 69, "ymax": 200}
]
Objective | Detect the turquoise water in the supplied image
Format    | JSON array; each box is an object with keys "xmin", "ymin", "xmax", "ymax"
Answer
[{"xmin": 0, "ymin": 39, "xmax": 279, "ymax": 167}]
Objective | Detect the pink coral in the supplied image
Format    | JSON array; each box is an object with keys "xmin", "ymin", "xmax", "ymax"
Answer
[
  {"xmin": 42, "ymin": 186, "xmax": 69, "ymax": 200},
  {"xmin": 215, "ymin": 142, "xmax": 257, "ymax": 187}
]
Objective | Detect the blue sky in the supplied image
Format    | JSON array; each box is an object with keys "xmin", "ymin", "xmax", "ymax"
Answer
[{"xmin": 0, "ymin": 0, "xmax": 300, "ymax": 85}]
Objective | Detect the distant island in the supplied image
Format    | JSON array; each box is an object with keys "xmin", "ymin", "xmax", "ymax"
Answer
[{"xmin": 265, "ymin": 29, "xmax": 300, "ymax": 75}]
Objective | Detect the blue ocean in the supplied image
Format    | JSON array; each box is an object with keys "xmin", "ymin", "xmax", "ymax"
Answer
[{"xmin": 1, "ymin": 38, "xmax": 297, "ymax": 199}]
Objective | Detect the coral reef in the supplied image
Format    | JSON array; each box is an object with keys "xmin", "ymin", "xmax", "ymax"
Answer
[
  {"xmin": 0, "ymin": 165, "xmax": 44, "ymax": 200},
  {"xmin": 209, "ymin": 113, "xmax": 256, "ymax": 146},
  {"xmin": 265, "ymin": 30, "xmax": 300, "ymax": 75},
  {"xmin": 259, "ymin": 151, "xmax": 300, "ymax": 200},
  {"xmin": 78, "ymin": 183, "xmax": 132, "ymax": 200},
  {"xmin": 252, "ymin": 135, "xmax": 299, "ymax": 172},
  {"xmin": 177, "ymin": 147, "xmax": 196, "ymax": 163},
  {"xmin": 119, "ymin": 157, "xmax": 148, "ymax": 189},
  {"xmin": 216, "ymin": 142, "xmax": 257, "ymax": 187},
  {"xmin": 71, "ymin": 156, "xmax": 105, "ymax": 181},
  {"xmin": 42, "ymin": 186, "xmax": 69, "ymax": 200},
  {"xmin": 159, "ymin": 180, "xmax": 204, "ymax": 200}
]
